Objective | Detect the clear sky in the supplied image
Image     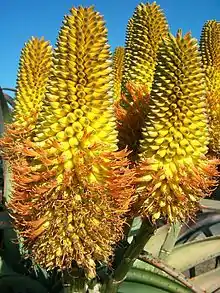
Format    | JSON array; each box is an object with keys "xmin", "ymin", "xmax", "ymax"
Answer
[{"xmin": 1, "ymin": 0, "xmax": 220, "ymax": 90}]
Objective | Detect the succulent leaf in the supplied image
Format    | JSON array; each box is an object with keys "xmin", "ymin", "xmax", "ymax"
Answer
[
  {"xmin": 200, "ymin": 198, "xmax": 220, "ymax": 211},
  {"xmin": 135, "ymin": 31, "xmax": 219, "ymax": 222},
  {"xmin": 190, "ymin": 267, "xmax": 220, "ymax": 293},
  {"xmin": 166, "ymin": 235, "xmax": 220, "ymax": 272},
  {"xmin": 143, "ymin": 225, "xmax": 170, "ymax": 257},
  {"xmin": 143, "ymin": 223, "xmax": 181, "ymax": 259},
  {"xmin": 120, "ymin": 268, "xmax": 194, "ymax": 293},
  {"xmin": 118, "ymin": 282, "xmax": 173, "ymax": 293},
  {"xmin": 176, "ymin": 211, "xmax": 220, "ymax": 244}
]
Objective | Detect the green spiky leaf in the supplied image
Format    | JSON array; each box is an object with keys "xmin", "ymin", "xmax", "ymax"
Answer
[
  {"xmin": 158, "ymin": 223, "xmax": 182, "ymax": 260},
  {"xmin": 133, "ymin": 259, "xmax": 164, "ymax": 275},
  {"xmin": 177, "ymin": 211, "xmax": 220, "ymax": 244},
  {"xmin": 118, "ymin": 281, "xmax": 175, "ymax": 293},
  {"xmin": 143, "ymin": 224, "xmax": 170, "ymax": 256},
  {"xmin": 143, "ymin": 223, "xmax": 182, "ymax": 259},
  {"xmin": 190, "ymin": 266, "xmax": 220, "ymax": 292},
  {"xmin": 120, "ymin": 268, "xmax": 194, "ymax": 293},
  {"xmin": 166, "ymin": 235, "xmax": 220, "ymax": 271},
  {"xmin": 200, "ymin": 198, "xmax": 220, "ymax": 212}
]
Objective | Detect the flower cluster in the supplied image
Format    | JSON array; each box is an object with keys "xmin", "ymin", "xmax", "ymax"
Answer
[
  {"xmin": 115, "ymin": 2, "xmax": 168, "ymax": 158},
  {"xmin": 0, "ymin": 2, "xmax": 219, "ymax": 281},
  {"xmin": 200, "ymin": 20, "xmax": 220, "ymax": 156},
  {"xmin": 1, "ymin": 7, "xmax": 135, "ymax": 278},
  {"xmin": 135, "ymin": 31, "xmax": 219, "ymax": 222}
]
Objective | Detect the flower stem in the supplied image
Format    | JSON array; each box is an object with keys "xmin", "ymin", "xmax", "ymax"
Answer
[
  {"xmin": 104, "ymin": 219, "xmax": 156, "ymax": 293},
  {"xmin": 62, "ymin": 272, "xmax": 87, "ymax": 293},
  {"xmin": 158, "ymin": 222, "xmax": 182, "ymax": 261}
]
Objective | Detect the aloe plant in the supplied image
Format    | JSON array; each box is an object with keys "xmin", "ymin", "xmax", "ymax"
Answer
[{"xmin": 0, "ymin": 2, "xmax": 220, "ymax": 293}]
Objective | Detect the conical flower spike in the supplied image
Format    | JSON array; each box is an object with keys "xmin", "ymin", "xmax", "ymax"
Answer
[
  {"xmin": 135, "ymin": 31, "xmax": 219, "ymax": 222},
  {"xmin": 115, "ymin": 2, "xmax": 168, "ymax": 159},
  {"xmin": 112, "ymin": 46, "xmax": 124, "ymax": 100},
  {"xmin": 200, "ymin": 20, "xmax": 220, "ymax": 155},
  {"xmin": 33, "ymin": 7, "xmax": 119, "ymax": 168},
  {"xmin": 200, "ymin": 20, "xmax": 220, "ymax": 68},
  {"xmin": 14, "ymin": 37, "xmax": 53, "ymax": 127},
  {"xmin": 0, "ymin": 37, "xmax": 52, "ymax": 162},
  {"xmin": 6, "ymin": 7, "xmax": 135, "ymax": 278},
  {"xmin": 121, "ymin": 2, "xmax": 168, "ymax": 94}
]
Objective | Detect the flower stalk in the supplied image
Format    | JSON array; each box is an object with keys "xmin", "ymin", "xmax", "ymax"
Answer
[{"xmin": 104, "ymin": 219, "xmax": 156, "ymax": 293}]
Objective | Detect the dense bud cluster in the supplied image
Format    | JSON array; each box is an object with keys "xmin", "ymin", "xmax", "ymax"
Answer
[
  {"xmin": 136, "ymin": 31, "xmax": 218, "ymax": 222},
  {"xmin": 200, "ymin": 20, "xmax": 220, "ymax": 155}
]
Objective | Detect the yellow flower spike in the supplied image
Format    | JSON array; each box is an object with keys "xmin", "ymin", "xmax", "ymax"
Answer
[
  {"xmin": 200, "ymin": 20, "xmax": 220, "ymax": 155},
  {"xmin": 135, "ymin": 30, "xmax": 219, "ymax": 223},
  {"xmin": 32, "ymin": 8, "xmax": 118, "ymax": 155},
  {"xmin": 115, "ymin": 2, "xmax": 168, "ymax": 160},
  {"xmin": 0, "ymin": 37, "xmax": 52, "ymax": 162},
  {"xmin": 112, "ymin": 47, "xmax": 125, "ymax": 100},
  {"xmin": 121, "ymin": 2, "xmax": 168, "ymax": 94},
  {"xmin": 14, "ymin": 37, "xmax": 52, "ymax": 127},
  {"xmin": 5, "ymin": 6, "xmax": 135, "ymax": 279},
  {"xmin": 200, "ymin": 20, "xmax": 220, "ymax": 69}
]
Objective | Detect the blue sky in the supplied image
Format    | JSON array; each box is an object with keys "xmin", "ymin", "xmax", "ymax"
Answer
[{"xmin": 1, "ymin": 0, "xmax": 220, "ymax": 90}]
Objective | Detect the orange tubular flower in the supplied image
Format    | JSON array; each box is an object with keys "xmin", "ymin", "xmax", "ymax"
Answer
[{"xmin": 115, "ymin": 82, "xmax": 150, "ymax": 161}]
